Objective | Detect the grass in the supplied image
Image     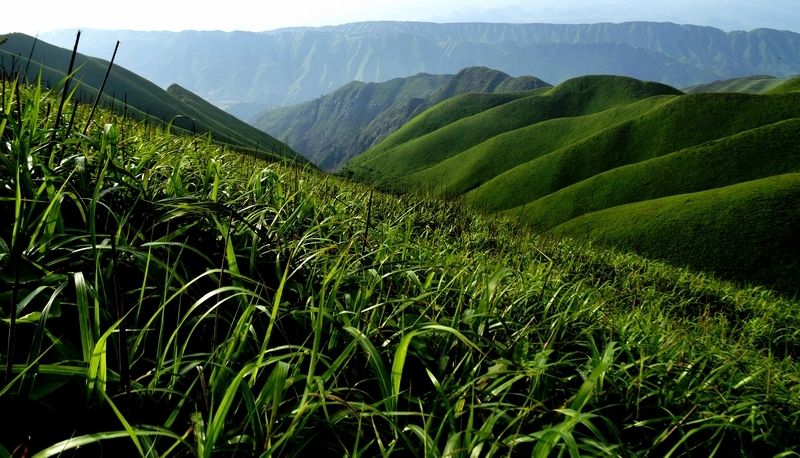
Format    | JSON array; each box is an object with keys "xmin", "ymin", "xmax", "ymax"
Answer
[
  {"xmin": 405, "ymin": 95, "xmax": 677, "ymax": 197},
  {"xmin": 252, "ymin": 73, "xmax": 452, "ymax": 164},
  {"xmin": 503, "ymin": 118, "xmax": 800, "ymax": 231},
  {"xmin": 764, "ymin": 75, "xmax": 800, "ymax": 94},
  {"xmin": 343, "ymin": 75, "xmax": 681, "ymax": 186},
  {"xmin": 682, "ymin": 75, "xmax": 794, "ymax": 94},
  {"xmin": 344, "ymin": 75, "xmax": 800, "ymax": 293},
  {"xmin": 0, "ymin": 32, "xmax": 303, "ymax": 161},
  {"xmin": 2, "ymin": 74, "xmax": 800, "ymax": 457},
  {"xmin": 550, "ymin": 173, "xmax": 800, "ymax": 294},
  {"xmin": 463, "ymin": 91, "xmax": 800, "ymax": 213},
  {"xmin": 255, "ymin": 67, "xmax": 549, "ymax": 172}
]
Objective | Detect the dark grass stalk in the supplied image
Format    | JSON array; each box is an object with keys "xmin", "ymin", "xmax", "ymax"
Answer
[
  {"xmin": 4, "ymin": 251, "xmax": 21, "ymax": 386},
  {"xmin": 361, "ymin": 189, "xmax": 373, "ymax": 258},
  {"xmin": 212, "ymin": 209, "xmax": 234, "ymax": 352},
  {"xmin": 82, "ymin": 41, "xmax": 119, "ymax": 136},
  {"xmin": 23, "ymin": 34, "xmax": 38, "ymax": 82},
  {"xmin": 52, "ymin": 31, "xmax": 80, "ymax": 165},
  {"xmin": 110, "ymin": 232, "xmax": 130, "ymax": 412},
  {"xmin": 63, "ymin": 99, "xmax": 79, "ymax": 146}
]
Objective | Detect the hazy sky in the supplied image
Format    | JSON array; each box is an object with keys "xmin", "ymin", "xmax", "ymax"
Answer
[{"xmin": 2, "ymin": 0, "xmax": 799, "ymax": 35}]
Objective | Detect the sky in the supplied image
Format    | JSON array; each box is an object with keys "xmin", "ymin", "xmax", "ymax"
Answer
[{"xmin": 2, "ymin": 0, "xmax": 799, "ymax": 35}]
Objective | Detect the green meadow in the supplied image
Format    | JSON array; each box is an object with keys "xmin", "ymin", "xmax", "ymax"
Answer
[
  {"xmin": 3, "ymin": 69, "xmax": 800, "ymax": 457},
  {"xmin": 344, "ymin": 75, "xmax": 800, "ymax": 294}
]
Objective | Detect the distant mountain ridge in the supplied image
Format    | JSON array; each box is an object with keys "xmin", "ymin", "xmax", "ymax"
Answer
[
  {"xmin": 254, "ymin": 67, "xmax": 550, "ymax": 170},
  {"xmin": 39, "ymin": 22, "xmax": 800, "ymax": 107}
]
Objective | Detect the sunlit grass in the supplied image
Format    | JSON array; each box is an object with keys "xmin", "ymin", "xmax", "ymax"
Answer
[{"xmin": 1, "ymin": 75, "xmax": 799, "ymax": 457}]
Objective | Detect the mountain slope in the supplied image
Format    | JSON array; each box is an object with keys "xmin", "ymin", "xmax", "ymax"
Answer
[
  {"xmin": 552, "ymin": 173, "xmax": 800, "ymax": 294},
  {"xmin": 683, "ymin": 75, "xmax": 795, "ymax": 94},
  {"xmin": 503, "ymin": 118, "xmax": 800, "ymax": 230},
  {"xmin": 39, "ymin": 22, "xmax": 800, "ymax": 107},
  {"xmin": 252, "ymin": 72, "xmax": 451, "ymax": 168},
  {"xmin": 343, "ymin": 75, "xmax": 682, "ymax": 185},
  {"xmin": 0, "ymin": 33, "xmax": 303, "ymax": 161},
  {"xmin": 467, "ymin": 92, "xmax": 800, "ymax": 213},
  {"xmin": 255, "ymin": 67, "xmax": 550, "ymax": 170},
  {"xmin": 343, "ymin": 75, "xmax": 800, "ymax": 293}
]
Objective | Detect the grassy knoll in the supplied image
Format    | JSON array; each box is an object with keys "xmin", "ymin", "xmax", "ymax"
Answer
[
  {"xmin": 503, "ymin": 118, "xmax": 800, "ymax": 231},
  {"xmin": 343, "ymin": 74, "xmax": 800, "ymax": 295},
  {"xmin": 404, "ymin": 95, "xmax": 677, "ymax": 197},
  {"xmin": 253, "ymin": 67, "xmax": 550, "ymax": 171},
  {"xmin": 765, "ymin": 75, "xmax": 800, "ymax": 93},
  {"xmin": 2, "ymin": 78, "xmax": 800, "ymax": 457},
  {"xmin": 551, "ymin": 173, "xmax": 800, "ymax": 294},
  {"xmin": 343, "ymin": 75, "xmax": 681, "ymax": 185},
  {"xmin": 468, "ymin": 91, "xmax": 800, "ymax": 213},
  {"xmin": 252, "ymin": 73, "xmax": 452, "ymax": 162},
  {"xmin": 682, "ymin": 74, "xmax": 793, "ymax": 94}
]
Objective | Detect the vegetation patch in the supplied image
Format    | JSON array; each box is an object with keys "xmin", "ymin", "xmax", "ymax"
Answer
[
  {"xmin": 3, "ymin": 74, "xmax": 800, "ymax": 456},
  {"xmin": 344, "ymin": 75, "xmax": 800, "ymax": 293}
]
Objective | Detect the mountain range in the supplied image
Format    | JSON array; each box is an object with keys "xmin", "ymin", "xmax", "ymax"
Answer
[{"xmin": 39, "ymin": 21, "xmax": 800, "ymax": 108}]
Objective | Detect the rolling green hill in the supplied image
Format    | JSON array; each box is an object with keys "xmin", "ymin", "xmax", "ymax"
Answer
[
  {"xmin": 254, "ymin": 67, "xmax": 550, "ymax": 170},
  {"xmin": 0, "ymin": 33, "xmax": 303, "ymax": 161},
  {"xmin": 551, "ymin": 174, "xmax": 800, "ymax": 293},
  {"xmin": 343, "ymin": 75, "xmax": 800, "ymax": 294},
  {"xmin": 503, "ymin": 119, "xmax": 800, "ymax": 231},
  {"xmin": 467, "ymin": 92, "xmax": 800, "ymax": 212},
  {"xmin": 343, "ymin": 75, "xmax": 682, "ymax": 185},
  {"xmin": 252, "ymin": 72, "xmax": 452, "ymax": 169},
  {"xmin": 765, "ymin": 75, "xmax": 800, "ymax": 93},
  {"xmin": 682, "ymin": 74, "xmax": 796, "ymax": 94}
]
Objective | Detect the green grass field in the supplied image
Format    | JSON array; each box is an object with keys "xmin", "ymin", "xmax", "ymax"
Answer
[
  {"xmin": 343, "ymin": 76, "xmax": 681, "ymax": 185},
  {"xmin": 503, "ymin": 118, "xmax": 800, "ymax": 231},
  {"xmin": 551, "ymin": 173, "xmax": 800, "ymax": 293},
  {"xmin": 344, "ymin": 75, "xmax": 800, "ymax": 294},
  {"xmin": 3, "ymin": 74, "xmax": 800, "ymax": 457}
]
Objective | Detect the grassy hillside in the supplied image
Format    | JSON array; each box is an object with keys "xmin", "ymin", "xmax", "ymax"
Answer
[
  {"xmin": 344, "ymin": 75, "xmax": 800, "ymax": 294},
  {"xmin": 468, "ymin": 92, "xmax": 800, "ymax": 212},
  {"xmin": 765, "ymin": 75, "xmax": 800, "ymax": 93},
  {"xmin": 2, "ymin": 79, "xmax": 800, "ymax": 457},
  {"xmin": 504, "ymin": 118, "xmax": 800, "ymax": 230},
  {"xmin": 552, "ymin": 174, "xmax": 800, "ymax": 293},
  {"xmin": 0, "ymin": 33, "xmax": 303, "ymax": 161},
  {"xmin": 343, "ymin": 75, "xmax": 682, "ymax": 186},
  {"xmin": 407, "ymin": 95, "xmax": 677, "ymax": 197},
  {"xmin": 682, "ymin": 74, "xmax": 794, "ymax": 93},
  {"xmin": 255, "ymin": 67, "xmax": 549, "ymax": 171},
  {"xmin": 252, "ymin": 73, "xmax": 452, "ymax": 167}
]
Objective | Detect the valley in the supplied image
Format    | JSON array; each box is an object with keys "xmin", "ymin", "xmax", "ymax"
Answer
[{"xmin": 1, "ymin": 22, "xmax": 799, "ymax": 457}]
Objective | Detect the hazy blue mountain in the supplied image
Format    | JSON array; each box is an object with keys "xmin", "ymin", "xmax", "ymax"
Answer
[{"xmin": 39, "ymin": 22, "xmax": 800, "ymax": 107}]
